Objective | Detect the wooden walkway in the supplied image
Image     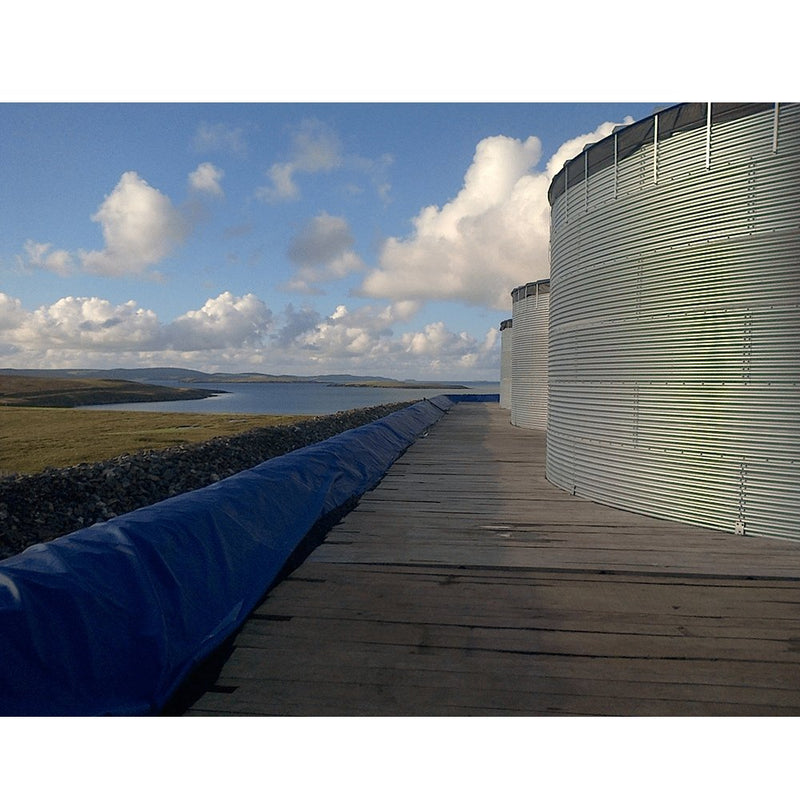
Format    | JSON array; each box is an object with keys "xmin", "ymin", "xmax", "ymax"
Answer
[{"xmin": 186, "ymin": 402, "xmax": 800, "ymax": 716}]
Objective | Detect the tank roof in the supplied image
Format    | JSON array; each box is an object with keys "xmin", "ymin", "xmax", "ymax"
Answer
[
  {"xmin": 547, "ymin": 102, "xmax": 778, "ymax": 206},
  {"xmin": 511, "ymin": 279, "xmax": 550, "ymax": 302}
]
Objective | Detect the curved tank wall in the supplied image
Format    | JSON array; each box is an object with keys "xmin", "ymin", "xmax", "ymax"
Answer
[
  {"xmin": 510, "ymin": 281, "xmax": 549, "ymax": 429},
  {"xmin": 499, "ymin": 318, "xmax": 513, "ymax": 409},
  {"xmin": 546, "ymin": 102, "xmax": 800, "ymax": 541}
]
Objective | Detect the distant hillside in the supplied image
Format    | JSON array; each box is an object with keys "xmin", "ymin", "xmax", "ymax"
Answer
[
  {"xmin": 0, "ymin": 368, "xmax": 471, "ymax": 390},
  {"xmin": 0, "ymin": 367, "xmax": 212, "ymax": 383},
  {"xmin": 0, "ymin": 374, "xmax": 218, "ymax": 408}
]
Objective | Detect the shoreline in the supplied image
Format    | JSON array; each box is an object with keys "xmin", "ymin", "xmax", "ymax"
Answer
[{"xmin": 0, "ymin": 374, "xmax": 220, "ymax": 408}]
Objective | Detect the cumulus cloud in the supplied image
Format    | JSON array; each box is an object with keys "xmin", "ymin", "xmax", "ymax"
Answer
[
  {"xmin": 360, "ymin": 119, "xmax": 630, "ymax": 311},
  {"xmin": 79, "ymin": 171, "xmax": 189, "ymax": 277},
  {"xmin": 288, "ymin": 213, "xmax": 354, "ymax": 266},
  {"xmin": 291, "ymin": 301, "xmax": 496, "ymax": 378},
  {"xmin": 0, "ymin": 290, "xmax": 498, "ymax": 379},
  {"xmin": 284, "ymin": 212, "xmax": 366, "ymax": 293},
  {"xmin": 165, "ymin": 292, "xmax": 272, "ymax": 350},
  {"xmin": 12, "ymin": 296, "xmax": 161, "ymax": 352},
  {"xmin": 401, "ymin": 322, "xmax": 499, "ymax": 374},
  {"xmin": 18, "ymin": 240, "xmax": 74, "ymax": 276},
  {"xmin": 0, "ymin": 293, "xmax": 26, "ymax": 330},
  {"xmin": 188, "ymin": 162, "xmax": 224, "ymax": 196},
  {"xmin": 0, "ymin": 291, "xmax": 273, "ymax": 366},
  {"xmin": 272, "ymin": 304, "xmax": 323, "ymax": 348},
  {"xmin": 253, "ymin": 119, "xmax": 390, "ymax": 205},
  {"xmin": 256, "ymin": 119, "xmax": 342, "ymax": 202},
  {"xmin": 358, "ymin": 134, "xmax": 548, "ymax": 310}
]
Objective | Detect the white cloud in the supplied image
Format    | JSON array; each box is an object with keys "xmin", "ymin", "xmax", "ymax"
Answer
[
  {"xmin": 0, "ymin": 289, "xmax": 499, "ymax": 379},
  {"xmin": 293, "ymin": 302, "xmax": 497, "ymax": 378},
  {"xmin": 360, "ymin": 120, "xmax": 630, "ymax": 311},
  {"xmin": 18, "ymin": 240, "xmax": 74, "ymax": 276},
  {"xmin": 400, "ymin": 321, "xmax": 498, "ymax": 374},
  {"xmin": 188, "ymin": 162, "xmax": 224, "ymax": 196},
  {"xmin": 165, "ymin": 292, "xmax": 272, "ymax": 350},
  {"xmin": 79, "ymin": 171, "xmax": 189, "ymax": 277},
  {"xmin": 256, "ymin": 119, "xmax": 342, "ymax": 203},
  {"xmin": 254, "ymin": 120, "xmax": 390, "ymax": 205},
  {"xmin": 13, "ymin": 296, "xmax": 161, "ymax": 351},
  {"xmin": 0, "ymin": 293, "xmax": 26, "ymax": 330},
  {"xmin": 323, "ymin": 300, "xmax": 422, "ymax": 332},
  {"xmin": 262, "ymin": 163, "xmax": 299, "ymax": 202},
  {"xmin": 284, "ymin": 212, "xmax": 365, "ymax": 293},
  {"xmin": 193, "ymin": 122, "xmax": 248, "ymax": 156},
  {"xmin": 272, "ymin": 304, "xmax": 323, "ymax": 348},
  {"xmin": 288, "ymin": 212, "xmax": 353, "ymax": 266},
  {"xmin": 0, "ymin": 292, "xmax": 273, "ymax": 368},
  {"xmin": 359, "ymin": 134, "xmax": 547, "ymax": 310}
]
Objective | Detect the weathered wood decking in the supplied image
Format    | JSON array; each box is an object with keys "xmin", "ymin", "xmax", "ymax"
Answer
[{"xmin": 186, "ymin": 402, "xmax": 800, "ymax": 716}]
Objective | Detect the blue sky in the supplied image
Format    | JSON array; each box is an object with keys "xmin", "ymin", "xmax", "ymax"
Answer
[
  {"xmin": 1, "ymin": 101, "xmax": 663, "ymax": 380},
  {"xmin": 1, "ymin": 3, "xmax": 787, "ymax": 383}
]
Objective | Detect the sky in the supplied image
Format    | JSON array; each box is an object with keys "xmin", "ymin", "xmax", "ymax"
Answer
[
  {"xmin": 1, "ymin": 3, "xmax": 789, "ymax": 385},
  {"xmin": 0, "ymin": 101, "xmax": 663, "ymax": 381},
  {"xmin": 3, "ymin": 0, "xmax": 794, "ymax": 787}
]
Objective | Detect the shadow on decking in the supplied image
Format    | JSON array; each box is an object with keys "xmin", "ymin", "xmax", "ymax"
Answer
[{"xmin": 179, "ymin": 404, "xmax": 800, "ymax": 716}]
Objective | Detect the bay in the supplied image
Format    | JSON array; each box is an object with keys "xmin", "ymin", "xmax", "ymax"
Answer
[{"xmin": 80, "ymin": 381, "xmax": 500, "ymax": 416}]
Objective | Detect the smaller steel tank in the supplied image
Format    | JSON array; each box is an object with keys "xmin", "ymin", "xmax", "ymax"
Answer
[
  {"xmin": 510, "ymin": 280, "xmax": 550, "ymax": 429},
  {"xmin": 499, "ymin": 318, "xmax": 513, "ymax": 409}
]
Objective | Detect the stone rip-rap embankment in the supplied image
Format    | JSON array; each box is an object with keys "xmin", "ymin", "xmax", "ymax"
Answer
[{"xmin": 0, "ymin": 402, "xmax": 413, "ymax": 561}]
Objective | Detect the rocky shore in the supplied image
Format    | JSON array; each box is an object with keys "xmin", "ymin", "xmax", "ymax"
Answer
[{"xmin": 0, "ymin": 401, "xmax": 413, "ymax": 561}]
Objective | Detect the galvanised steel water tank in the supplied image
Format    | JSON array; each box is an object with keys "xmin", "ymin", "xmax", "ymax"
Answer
[
  {"xmin": 510, "ymin": 280, "xmax": 549, "ymax": 429},
  {"xmin": 499, "ymin": 318, "xmax": 513, "ymax": 409},
  {"xmin": 546, "ymin": 102, "xmax": 800, "ymax": 541}
]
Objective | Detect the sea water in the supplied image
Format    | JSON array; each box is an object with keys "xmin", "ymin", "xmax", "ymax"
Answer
[{"xmin": 80, "ymin": 381, "xmax": 500, "ymax": 416}]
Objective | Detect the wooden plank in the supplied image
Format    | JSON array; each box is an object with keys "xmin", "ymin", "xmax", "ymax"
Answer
[
  {"xmin": 196, "ymin": 647, "xmax": 800, "ymax": 695},
  {"xmin": 185, "ymin": 651, "xmax": 800, "ymax": 716},
  {"xmin": 184, "ymin": 403, "xmax": 800, "ymax": 716}
]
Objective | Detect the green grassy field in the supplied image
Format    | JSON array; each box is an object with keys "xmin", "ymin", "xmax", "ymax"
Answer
[{"xmin": 0, "ymin": 407, "xmax": 308, "ymax": 475}]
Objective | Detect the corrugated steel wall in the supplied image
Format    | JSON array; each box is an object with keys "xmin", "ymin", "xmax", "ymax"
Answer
[
  {"xmin": 511, "ymin": 281, "xmax": 549, "ymax": 429},
  {"xmin": 499, "ymin": 319, "xmax": 513, "ymax": 409},
  {"xmin": 547, "ymin": 103, "xmax": 800, "ymax": 541}
]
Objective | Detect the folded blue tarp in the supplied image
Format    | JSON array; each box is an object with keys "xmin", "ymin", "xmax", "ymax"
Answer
[{"xmin": 0, "ymin": 396, "xmax": 454, "ymax": 716}]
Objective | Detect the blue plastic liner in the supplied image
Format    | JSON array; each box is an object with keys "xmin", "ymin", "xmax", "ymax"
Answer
[
  {"xmin": 445, "ymin": 393, "xmax": 499, "ymax": 403},
  {"xmin": 0, "ymin": 396, "xmax": 454, "ymax": 716}
]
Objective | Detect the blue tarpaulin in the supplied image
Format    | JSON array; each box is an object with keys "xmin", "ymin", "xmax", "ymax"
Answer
[
  {"xmin": 0, "ymin": 397, "xmax": 454, "ymax": 716},
  {"xmin": 445, "ymin": 393, "xmax": 500, "ymax": 403}
]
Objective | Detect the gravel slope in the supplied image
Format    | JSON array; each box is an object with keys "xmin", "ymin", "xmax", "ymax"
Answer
[{"xmin": 0, "ymin": 402, "xmax": 412, "ymax": 560}]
